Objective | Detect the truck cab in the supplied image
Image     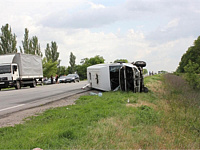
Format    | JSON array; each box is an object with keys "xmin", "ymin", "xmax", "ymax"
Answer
[{"xmin": 0, "ymin": 63, "xmax": 19, "ymax": 90}]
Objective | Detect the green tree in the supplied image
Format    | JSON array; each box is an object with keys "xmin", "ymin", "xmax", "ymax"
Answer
[
  {"xmin": 114, "ymin": 59, "xmax": 128, "ymax": 63},
  {"xmin": 143, "ymin": 68, "xmax": 148, "ymax": 75},
  {"xmin": 177, "ymin": 36, "xmax": 200, "ymax": 89},
  {"xmin": 45, "ymin": 43, "xmax": 51, "ymax": 61},
  {"xmin": 19, "ymin": 28, "xmax": 29, "ymax": 54},
  {"xmin": 31, "ymin": 36, "xmax": 42, "ymax": 56},
  {"xmin": 0, "ymin": 24, "xmax": 17, "ymax": 54},
  {"xmin": 75, "ymin": 64, "xmax": 86, "ymax": 80},
  {"xmin": 44, "ymin": 41, "xmax": 60, "ymax": 76},
  {"xmin": 20, "ymin": 28, "xmax": 42, "ymax": 56},
  {"xmin": 80, "ymin": 58, "xmax": 89, "ymax": 65},
  {"xmin": 51, "ymin": 41, "xmax": 59, "ymax": 62},
  {"xmin": 184, "ymin": 60, "xmax": 200, "ymax": 89},
  {"xmin": 88, "ymin": 55, "xmax": 105, "ymax": 65},
  {"xmin": 42, "ymin": 57, "xmax": 58, "ymax": 78},
  {"xmin": 177, "ymin": 36, "xmax": 200, "ymax": 73},
  {"xmin": 69, "ymin": 52, "xmax": 76, "ymax": 74},
  {"xmin": 76, "ymin": 55, "xmax": 105, "ymax": 80},
  {"xmin": 45, "ymin": 41, "xmax": 59, "ymax": 62},
  {"xmin": 58, "ymin": 66, "xmax": 67, "ymax": 76}
]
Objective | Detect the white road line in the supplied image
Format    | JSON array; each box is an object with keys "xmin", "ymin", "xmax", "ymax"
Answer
[{"xmin": 0, "ymin": 104, "xmax": 25, "ymax": 112}]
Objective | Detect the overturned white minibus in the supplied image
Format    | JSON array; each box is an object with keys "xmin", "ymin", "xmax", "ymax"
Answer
[{"xmin": 87, "ymin": 61, "xmax": 148, "ymax": 92}]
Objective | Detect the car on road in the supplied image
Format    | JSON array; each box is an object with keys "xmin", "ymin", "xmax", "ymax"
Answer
[
  {"xmin": 58, "ymin": 76, "xmax": 67, "ymax": 83},
  {"xmin": 64, "ymin": 74, "xmax": 80, "ymax": 83},
  {"xmin": 43, "ymin": 77, "xmax": 56, "ymax": 85}
]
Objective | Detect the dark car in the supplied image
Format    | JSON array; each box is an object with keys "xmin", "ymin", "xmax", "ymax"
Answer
[{"xmin": 65, "ymin": 74, "xmax": 80, "ymax": 83}]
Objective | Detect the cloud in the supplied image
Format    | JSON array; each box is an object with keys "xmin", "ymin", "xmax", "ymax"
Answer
[
  {"xmin": 45, "ymin": 28, "xmax": 194, "ymax": 73},
  {"xmin": 164, "ymin": 18, "xmax": 180, "ymax": 30},
  {"xmin": 146, "ymin": 14, "xmax": 200, "ymax": 44},
  {"xmin": 38, "ymin": 0, "xmax": 200, "ymax": 43},
  {"xmin": 34, "ymin": 27, "xmax": 148, "ymax": 66},
  {"xmin": 88, "ymin": 2, "xmax": 106, "ymax": 9},
  {"xmin": 1, "ymin": 0, "xmax": 199, "ymax": 73},
  {"xmin": 40, "ymin": 4, "xmax": 127, "ymax": 29},
  {"xmin": 124, "ymin": 0, "xmax": 200, "ymax": 43}
]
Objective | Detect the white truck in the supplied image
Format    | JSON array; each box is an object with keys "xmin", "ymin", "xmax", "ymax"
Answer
[{"xmin": 0, "ymin": 53, "xmax": 43, "ymax": 90}]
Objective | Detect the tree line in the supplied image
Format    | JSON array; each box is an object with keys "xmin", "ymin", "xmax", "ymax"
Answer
[
  {"xmin": 0, "ymin": 23, "xmax": 149, "ymax": 80},
  {"xmin": 0, "ymin": 24, "xmax": 107, "ymax": 80},
  {"xmin": 176, "ymin": 36, "xmax": 200, "ymax": 89}
]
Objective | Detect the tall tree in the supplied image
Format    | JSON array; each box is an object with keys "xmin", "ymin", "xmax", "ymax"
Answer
[
  {"xmin": 19, "ymin": 28, "xmax": 29, "ymax": 54},
  {"xmin": 45, "ymin": 41, "xmax": 59, "ymax": 62},
  {"xmin": 0, "ymin": 24, "xmax": 17, "ymax": 54},
  {"xmin": 31, "ymin": 36, "xmax": 42, "ymax": 56},
  {"xmin": 51, "ymin": 41, "xmax": 59, "ymax": 62},
  {"xmin": 20, "ymin": 28, "xmax": 42, "ymax": 56},
  {"xmin": 44, "ymin": 41, "xmax": 60, "ymax": 76},
  {"xmin": 45, "ymin": 43, "xmax": 51, "ymax": 61},
  {"xmin": 69, "ymin": 52, "xmax": 76, "ymax": 73}
]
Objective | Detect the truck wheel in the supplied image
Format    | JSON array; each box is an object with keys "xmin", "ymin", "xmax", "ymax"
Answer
[
  {"xmin": 15, "ymin": 81, "xmax": 21, "ymax": 89},
  {"xmin": 30, "ymin": 80, "xmax": 36, "ymax": 88}
]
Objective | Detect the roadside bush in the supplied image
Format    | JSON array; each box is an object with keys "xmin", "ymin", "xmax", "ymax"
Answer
[{"xmin": 184, "ymin": 60, "xmax": 200, "ymax": 89}]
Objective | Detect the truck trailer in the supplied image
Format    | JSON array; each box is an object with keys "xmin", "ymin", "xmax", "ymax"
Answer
[
  {"xmin": 0, "ymin": 53, "xmax": 43, "ymax": 90},
  {"xmin": 87, "ymin": 61, "xmax": 148, "ymax": 93}
]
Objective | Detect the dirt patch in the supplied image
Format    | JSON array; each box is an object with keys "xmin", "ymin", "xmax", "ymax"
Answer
[
  {"xmin": 0, "ymin": 91, "xmax": 92, "ymax": 128},
  {"xmin": 154, "ymin": 126, "xmax": 163, "ymax": 135}
]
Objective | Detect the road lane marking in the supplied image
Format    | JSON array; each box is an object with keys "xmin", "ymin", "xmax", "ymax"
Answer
[{"xmin": 0, "ymin": 104, "xmax": 25, "ymax": 112}]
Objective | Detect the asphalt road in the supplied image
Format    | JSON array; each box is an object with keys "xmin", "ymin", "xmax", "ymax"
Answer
[{"xmin": 0, "ymin": 81, "xmax": 88, "ymax": 117}]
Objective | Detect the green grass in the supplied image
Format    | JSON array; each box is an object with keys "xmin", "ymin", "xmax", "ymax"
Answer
[{"xmin": 0, "ymin": 74, "xmax": 199, "ymax": 149}]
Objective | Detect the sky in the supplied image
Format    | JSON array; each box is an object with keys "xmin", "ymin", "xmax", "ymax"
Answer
[{"xmin": 0, "ymin": 0, "xmax": 200, "ymax": 72}]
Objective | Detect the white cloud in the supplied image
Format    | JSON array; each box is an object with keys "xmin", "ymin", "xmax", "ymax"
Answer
[
  {"xmin": 50, "ymin": 28, "xmax": 194, "ymax": 73},
  {"xmin": 40, "ymin": 4, "xmax": 126, "ymax": 29},
  {"xmin": 34, "ymin": 28, "xmax": 148, "ymax": 67},
  {"xmin": 0, "ymin": 0, "xmax": 199, "ymax": 73},
  {"xmin": 165, "ymin": 18, "xmax": 180, "ymax": 29},
  {"xmin": 88, "ymin": 2, "xmax": 106, "ymax": 9}
]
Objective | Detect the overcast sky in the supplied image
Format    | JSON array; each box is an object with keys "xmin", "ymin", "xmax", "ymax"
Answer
[{"xmin": 1, "ymin": 0, "xmax": 200, "ymax": 72}]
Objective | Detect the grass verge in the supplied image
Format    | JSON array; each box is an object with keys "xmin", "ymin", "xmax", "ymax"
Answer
[{"xmin": 0, "ymin": 74, "xmax": 199, "ymax": 149}]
